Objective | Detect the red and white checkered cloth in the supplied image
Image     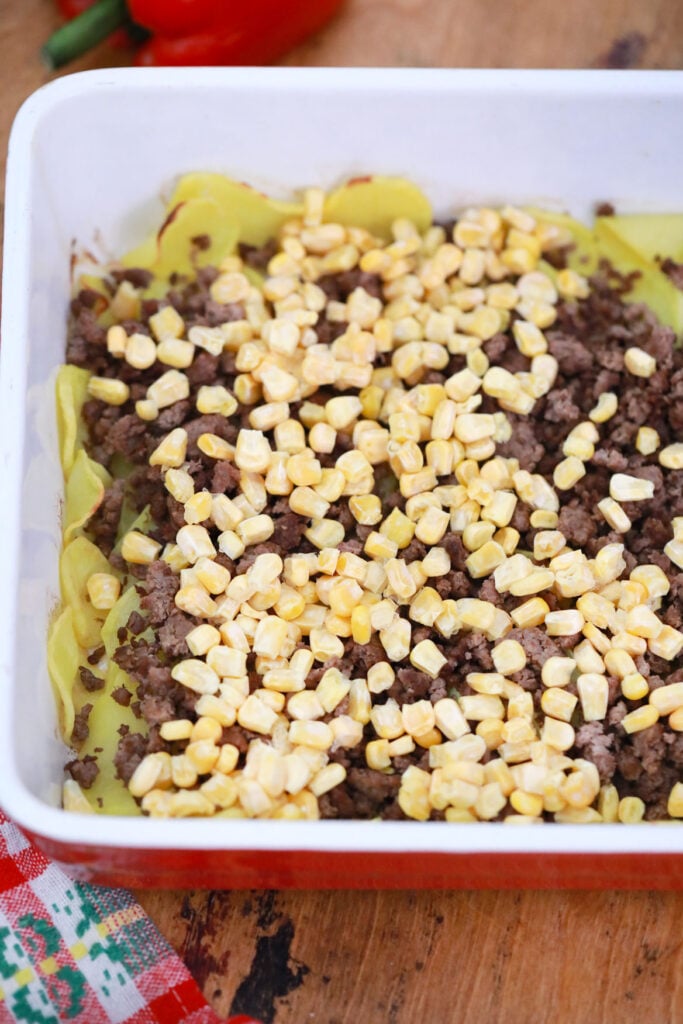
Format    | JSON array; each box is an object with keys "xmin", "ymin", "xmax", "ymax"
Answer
[{"xmin": 0, "ymin": 810, "xmax": 258, "ymax": 1023}]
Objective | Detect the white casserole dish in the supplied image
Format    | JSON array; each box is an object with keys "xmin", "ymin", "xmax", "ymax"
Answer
[{"xmin": 1, "ymin": 67, "xmax": 682, "ymax": 889}]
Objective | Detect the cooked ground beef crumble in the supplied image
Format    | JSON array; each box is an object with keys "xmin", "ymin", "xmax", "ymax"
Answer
[{"xmin": 61, "ymin": 199, "xmax": 683, "ymax": 823}]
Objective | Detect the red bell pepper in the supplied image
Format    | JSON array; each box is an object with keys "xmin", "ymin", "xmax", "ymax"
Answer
[{"xmin": 44, "ymin": 0, "xmax": 345, "ymax": 69}]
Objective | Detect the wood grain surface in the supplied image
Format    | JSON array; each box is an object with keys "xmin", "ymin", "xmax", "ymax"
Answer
[{"xmin": 2, "ymin": 2, "xmax": 682, "ymax": 1021}]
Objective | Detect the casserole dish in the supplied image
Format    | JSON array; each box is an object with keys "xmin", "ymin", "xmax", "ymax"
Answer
[{"xmin": 1, "ymin": 67, "xmax": 682, "ymax": 888}]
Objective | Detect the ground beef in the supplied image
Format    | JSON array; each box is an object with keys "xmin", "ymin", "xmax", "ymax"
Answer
[
  {"xmin": 101, "ymin": 414, "xmax": 149, "ymax": 462},
  {"xmin": 114, "ymin": 732, "xmax": 148, "ymax": 784},
  {"xmin": 506, "ymin": 628, "xmax": 561, "ymax": 669},
  {"xmin": 271, "ymin": 511, "xmax": 307, "ymax": 550},
  {"xmin": 317, "ymin": 270, "xmax": 383, "ymax": 301},
  {"xmin": 574, "ymin": 723, "xmax": 617, "ymax": 783},
  {"xmin": 140, "ymin": 561, "xmax": 179, "ymax": 625},
  {"xmin": 660, "ymin": 258, "xmax": 683, "ymax": 290},
  {"xmin": 496, "ymin": 417, "xmax": 546, "ymax": 470},
  {"xmin": 543, "ymin": 387, "xmax": 580, "ymax": 424},
  {"xmin": 88, "ymin": 478, "xmax": 126, "ymax": 554},
  {"xmin": 557, "ymin": 505, "xmax": 597, "ymax": 547},
  {"xmin": 64, "ymin": 243, "xmax": 683, "ymax": 822},
  {"xmin": 212, "ymin": 459, "xmax": 241, "ymax": 494},
  {"xmin": 65, "ymin": 755, "xmax": 99, "ymax": 789},
  {"xmin": 79, "ymin": 667, "xmax": 105, "ymax": 692},
  {"xmin": 157, "ymin": 612, "xmax": 194, "ymax": 658},
  {"xmin": 71, "ymin": 703, "xmax": 92, "ymax": 745},
  {"xmin": 238, "ymin": 238, "xmax": 278, "ymax": 271},
  {"xmin": 323, "ymin": 767, "xmax": 401, "ymax": 819}
]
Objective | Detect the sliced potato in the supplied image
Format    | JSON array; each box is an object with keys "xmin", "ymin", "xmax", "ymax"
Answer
[
  {"xmin": 79, "ymin": 662, "xmax": 143, "ymax": 816},
  {"xmin": 122, "ymin": 197, "xmax": 240, "ymax": 294},
  {"xmin": 63, "ymin": 448, "xmax": 111, "ymax": 544},
  {"xmin": 595, "ymin": 220, "xmax": 683, "ymax": 331},
  {"xmin": 101, "ymin": 586, "xmax": 142, "ymax": 656},
  {"xmin": 59, "ymin": 536, "xmax": 112, "ymax": 649},
  {"xmin": 323, "ymin": 176, "xmax": 432, "ymax": 238},
  {"xmin": 169, "ymin": 172, "xmax": 302, "ymax": 246},
  {"xmin": 56, "ymin": 365, "xmax": 91, "ymax": 479},
  {"xmin": 525, "ymin": 208, "xmax": 601, "ymax": 275},
  {"xmin": 47, "ymin": 607, "xmax": 81, "ymax": 741},
  {"xmin": 74, "ymin": 586, "xmax": 149, "ymax": 814},
  {"xmin": 597, "ymin": 213, "xmax": 683, "ymax": 264}
]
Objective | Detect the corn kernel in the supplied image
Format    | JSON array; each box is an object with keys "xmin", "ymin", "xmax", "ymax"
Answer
[{"xmin": 624, "ymin": 346, "xmax": 656, "ymax": 378}]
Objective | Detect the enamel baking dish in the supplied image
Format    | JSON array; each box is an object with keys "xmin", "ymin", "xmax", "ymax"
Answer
[{"xmin": 1, "ymin": 67, "xmax": 682, "ymax": 889}]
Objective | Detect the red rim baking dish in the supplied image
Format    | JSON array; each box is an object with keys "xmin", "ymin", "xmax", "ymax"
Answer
[{"xmin": 1, "ymin": 67, "xmax": 682, "ymax": 889}]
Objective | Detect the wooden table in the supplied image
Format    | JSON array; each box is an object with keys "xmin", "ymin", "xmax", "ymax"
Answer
[{"xmin": 2, "ymin": 2, "xmax": 683, "ymax": 1021}]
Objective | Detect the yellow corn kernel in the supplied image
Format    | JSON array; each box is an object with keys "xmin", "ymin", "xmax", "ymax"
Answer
[
  {"xmin": 649, "ymin": 682, "xmax": 683, "ymax": 715},
  {"xmin": 234, "ymin": 428, "xmax": 271, "ymax": 473},
  {"xmin": 134, "ymin": 398, "xmax": 158, "ymax": 421},
  {"xmin": 589, "ymin": 392, "xmax": 618, "ymax": 423},
  {"xmin": 509, "ymin": 597, "xmax": 549, "ymax": 629},
  {"xmin": 420, "ymin": 548, "xmax": 449, "ymax": 579},
  {"xmin": 380, "ymin": 507, "xmax": 416, "ymax": 548},
  {"xmin": 349, "ymin": 604, "xmax": 371, "ymax": 645},
  {"xmin": 664, "ymin": 539, "xmax": 683, "ymax": 570},
  {"xmin": 409, "ymin": 638, "xmax": 447, "ymax": 679},
  {"xmin": 554, "ymin": 267, "xmax": 589, "ymax": 298},
  {"xmin": 460, "ymin": 694, "xmax": 505, "ymax": 722},
  {"xmin": 577, "ymin": 673, "xmax": 609, "ymax": 721},
  {"xmin": 431, "ymin": 697, "xmax": 469, "ymax": 741},
  {"xmin": 193, "ymin": 383, "xmax": 238, "ymax": 418},
  {"xmin": 176, "ymin": 524, "xmax": 216, "ymax": 564},
  {"xmin": 508, "ymin": 569, "xmax": 554, "ymax": 597},
  {"xmin": 171, "ymin": 658, "xmax": 220, "ymax": 696},
  {"xmin": 154, "ymin": 335, "xmax": 194, "ymax": 369},
  {"xmin": 489, "ymin": 639, "xmax": 525, "ymax": 676},
  {"xmin": 121, "ymin": 530, "xmax": 162, "ymax": 565},
  {"xmin": 87, "ymin": 374, "xmax": 131, "ymax": 407},
  {"xmin": 625, "ymin": 604, "xmax": 663, "ymax": 639},
  {"xmin": 402, "ymin": 700, "xmax": 436, "ymax": 739},
  {"xmin": 540, "ymin": 684, "xmax": 578, "ymax": 720},
  {"xmin": 147, "ymin": 369, "xmax": 190, "ymax": 409},
  {"xmin": 624, "ymin": 346, "xmax": 656, "ymax": 378},
  {"xmin": 493, "ymin": 527, "xmax": 520, "ymax": 556},
  {"xmin": 621, "ymin": 704, "xmax": 659, "ymax": 734},
  {"xmin": 621, "ymin": 421, "xmax": 659, "ymax": 460},
  {"xmin": 465, "ymin": 540, "xmax": 507, "ymax": 579},
  {"xmin": 553, "ymin": 456, "xmax": 586, "ymax": 491},
  {"xmin": 510, "ymin": 789, "xmax": 544, "ymax": 817},
  {"xmin": 545, "ymin": 609, "xmax": 584, "ymax": 636},
  {"xmin": 667, "ymin": 783, "xmax": 683, "ymax": 818},
  {"xmin": 659, "ymin": 443, "xmax": 683, "ymax": 470},
  {"xmin": 148, "ymin": 427, "xmax": 188, "ymax": 469},
  {"xmin": 307, "ymin": 763, "xmax": 345, "ymax": 798},
  {"xmin": 467, "ymin": 672, "xmax": 505, "ymax": 695},
  {"xmin": 124, "ymin": 332, "xmax": 157, "ymax": 371},
  {"xmin": 237, "ymin": 514, "xmax": 275, "ymax": 547},
  {"xmin": 512, "ymin": 320, "xmax": 547, "ymax": 357},
  {"xmin": 196, "ymin": 433, "xmax": 233, "ymax": 463},
  {"xmin": 366, "ymin": 661, "xmax": 395, "ymax": 695},
  {"xmin": 347, "ymin": 493, "xmax": 382, "ymax": 526},
  {"xmin": 85, "ymin": 572, "xmax": 121, "ymax": 611},
  {"xmin": 610, "ymin": 473, "xmax": 655, "ymax": 503},
  {"xmin": 398, "ymin": 766, "xmax": 432, "ymax": 821},
  {"xmin": 618, "ymin": 796, "xmax": 645, "ymax": 824}
]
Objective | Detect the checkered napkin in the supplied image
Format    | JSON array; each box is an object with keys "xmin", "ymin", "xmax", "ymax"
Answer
[{"xmin": 0, "ymin": 810, "xmax": 242, "ymax": 1024}]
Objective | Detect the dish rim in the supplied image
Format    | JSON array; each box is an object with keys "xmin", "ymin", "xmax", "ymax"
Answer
[{"xmin": 2, "ymin": 65, "xmax": 683, "ymax": 859}]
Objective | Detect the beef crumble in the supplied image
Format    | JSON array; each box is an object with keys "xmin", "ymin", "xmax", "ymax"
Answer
[{"xmin": 61, "ymin": 200, "xmax": 683, "ymax": 823}]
